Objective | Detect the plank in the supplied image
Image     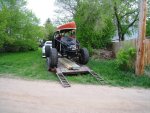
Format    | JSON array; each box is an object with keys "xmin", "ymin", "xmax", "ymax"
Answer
[{"xmin": 59, "ymin": 58, "xmax": 80, "ymax": 70}]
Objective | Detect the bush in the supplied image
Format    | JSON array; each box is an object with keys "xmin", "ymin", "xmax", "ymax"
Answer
[
  {"xmin": 146, "ymin": 19, "xmax": 150, "ymax": 37},
  {"xmin": 116, "ymin": 47, "xmax": 136, "ymax": 71},
  {"xmin": 4, "ymin": 39, "xmax": 38, "ymax": 52}
]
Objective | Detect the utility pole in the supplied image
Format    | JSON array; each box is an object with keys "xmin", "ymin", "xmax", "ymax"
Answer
[{"xmin": 136, "ymin": 0, "xmax": 147, "ymax": 75}]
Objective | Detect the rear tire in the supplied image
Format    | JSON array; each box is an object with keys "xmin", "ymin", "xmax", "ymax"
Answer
[
  {"xmin": 48, "ymin": 48, "xmax": 58, "ymax": 68},
  {"xmin": 79, "ymin": 48, "xmax": 89, "ymax": 65},
  {"xmin": 45, "ymin": 45, "xmax": 50, "ymax": 57}
]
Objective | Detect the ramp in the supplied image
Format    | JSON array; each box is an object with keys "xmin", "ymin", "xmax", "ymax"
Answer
[{"xmin": 56, "ymin": 73, "xmax": 71, "ymax": 87}]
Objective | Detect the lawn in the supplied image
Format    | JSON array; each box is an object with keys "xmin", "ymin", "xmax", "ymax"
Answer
[
  {"xmin": 88, "ymin": 59, "xmax": 150, "ymax": 88},
  {"xmin": 0, "ymin": 49, "xmax": 57, "ymax": 81},
  {"xmin": 0, "ymin": 49, "xmax": 150, "ymax": 88}
]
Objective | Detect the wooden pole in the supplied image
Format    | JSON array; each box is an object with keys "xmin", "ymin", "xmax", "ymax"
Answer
[{"xmin": 135, "ymin": 0, "xmax": 147, "ymax": 75}]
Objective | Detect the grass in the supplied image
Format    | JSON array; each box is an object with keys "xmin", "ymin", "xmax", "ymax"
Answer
[
  {"xmin": 0, "ymin": 49, "xmax": 150, "ymax": 88},
  {"xmin": 88, "ymin": 59, "xmax": 150, "ymax": 88},
  {"xmin": 0, "ymin": 49, "xmax": 57, "ymax": 81}
]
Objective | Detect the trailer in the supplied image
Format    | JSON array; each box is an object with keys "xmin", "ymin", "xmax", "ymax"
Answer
[
  {"xmin": 45, "ymin": 22, "xmax": 106, "ymax": 87},
  {"xmin": 46, "ymin": 57, "xmax": 106, "ymax": 88}
]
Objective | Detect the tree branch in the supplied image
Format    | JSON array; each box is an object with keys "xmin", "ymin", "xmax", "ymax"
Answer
[
  {"xmin": 113, "ymin": 2, "xmax": 123, "ymax": 41},
  {"xmin": 121, "ymin": 9, "xmax": 138, "ymax": 19},
  {"xmin": 126, "ymin": 12, "xmax": 139, "ymax": 31}
]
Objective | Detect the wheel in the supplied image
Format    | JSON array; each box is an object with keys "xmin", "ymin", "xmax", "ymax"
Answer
[
  {"xmin": 48, "ymin": 48, "xmax": 58, "ymax": 68},
  {"xmin": 79, "ymin": 48, "xmax": 89, "ymax": 65},
  {"xmin": 46, "ymin": 57, "xmax": 50, "ymax": 70},
  {"xmin": 45, "ymin": 45, "xmax": 50, "ymax": 57},
  {"xmin": 52, "ymin": 38, "xmax": 55, "ymax": 48}
]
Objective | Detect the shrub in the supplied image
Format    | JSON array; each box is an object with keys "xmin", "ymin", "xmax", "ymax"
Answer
[
  {"xmin": 4, "ymin": 39, "xmax": 38, "ymax": 52},
  {"xmin": 146, "ymin": 19, "xmax": 150, "ymax": 37},
  {"xmin": 116, "ymin": 47, "xmax": 136, "ymax": 71}
]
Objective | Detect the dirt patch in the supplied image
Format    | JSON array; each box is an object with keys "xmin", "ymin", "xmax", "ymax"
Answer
[
  {"xmin": 92, "ymin": 49, "xmax": 115, "ymax": 60},
  {"xmin": 0, "ymin": 77, "xmax": 150, "ymax": 113}
]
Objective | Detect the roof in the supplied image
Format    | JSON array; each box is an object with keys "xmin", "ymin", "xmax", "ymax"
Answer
[{"xmin": 56, "ymin": 21, "xmax": 76, "ymax": 31}]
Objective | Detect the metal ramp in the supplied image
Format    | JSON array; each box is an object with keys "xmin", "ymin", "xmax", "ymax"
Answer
[
  {"xmin": 89, "ymin": 70, "xmax": 106, "ymax": 85},
  {"xmin": 56, "ymin": 73, "xmax": 71, "ymax": 87}
]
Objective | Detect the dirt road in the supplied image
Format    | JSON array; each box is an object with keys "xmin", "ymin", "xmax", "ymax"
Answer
[{"xmin": 0, "ymin": 77, "xmax": 150, "ymax": 113}]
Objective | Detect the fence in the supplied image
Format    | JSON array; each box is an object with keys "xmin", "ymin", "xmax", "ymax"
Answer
[
  {"xmin": 144, "ymin": 39, "xmax": 150, "ymax": 65},
  {"xmin": 112, "ymin": 38, "xmax": 150, "ymax": 66}
]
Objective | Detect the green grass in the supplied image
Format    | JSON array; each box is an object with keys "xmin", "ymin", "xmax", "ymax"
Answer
[
  {"xmin": 88, "ymin": 59, "xmax": 150, "ymax": 88},
  {"xmin": 0, "ymin": 49, "xmax": 57, "ymax": 81},
  {"xmin": 0, "ymin": 49, "xmax": 150, "ymax": 88}
]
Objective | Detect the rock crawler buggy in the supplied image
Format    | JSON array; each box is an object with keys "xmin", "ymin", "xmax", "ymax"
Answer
[{"xmin": 45, "ymin": 22, "xmax": 89, "ymax": 68}]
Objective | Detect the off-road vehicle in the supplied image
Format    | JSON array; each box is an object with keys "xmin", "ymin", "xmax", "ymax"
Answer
[{"xmin": 45, "ymin": 22, "xmax": 89, "ymax": 68}]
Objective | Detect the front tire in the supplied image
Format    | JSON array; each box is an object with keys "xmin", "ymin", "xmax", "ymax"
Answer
[
  {"xmin": 48, "ymin": 48, "xmax": 58, "ymax": 68},
  {"xmin": 79, "ymin": 48, "xmax": 89, "ymax": 65},
  {"xmin": 45, "ymin": 45, "xmax": 50, "ymax": 57}
]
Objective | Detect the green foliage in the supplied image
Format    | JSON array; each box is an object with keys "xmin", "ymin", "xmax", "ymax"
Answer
[
  {"xmin": 112, "ymin": 0, "xmax": 139, "ymax": 41},
  {"xmin": 146, "ymin": 19, "xmax": 150, "ymax": 37},
  {"xmin": 75, "ymin": 0, "xmax": 115, "ymax": 51},
  {"xmin": 44, "ymin": 18, "xmax": 55, "ymax": 40},
  {"xmin": 5, "ymin": 39, "xmax": 38, "ymax": 52},
  {"xmin": 116, "ymin": 47, "xmax": 136, "ymax": 71},
  {"xmin": 55, "ymin": 0, "xmax": 141, "ymax": 44},
  {"xmin": 0, "ymin": 0, "xmax": 42, "ymax": 52},
  {"xmin": 0, "ymin": 4, "xmax": 9, "ymax": 48}
]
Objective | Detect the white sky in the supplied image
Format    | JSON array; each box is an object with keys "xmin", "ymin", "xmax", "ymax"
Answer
[{"xmin": 26, "ymin": 0, "xmax": 55, "ymax": 26}]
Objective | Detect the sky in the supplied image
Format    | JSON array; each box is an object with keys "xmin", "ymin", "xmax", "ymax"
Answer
[{"xmin": 26, "ymin": 0, "xmax": 55, "ymax": 26}]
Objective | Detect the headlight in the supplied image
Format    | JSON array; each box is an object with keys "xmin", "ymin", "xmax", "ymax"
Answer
[{"xmin": 68, "ymin": 45, "xmax": 76, "ymax": 50}]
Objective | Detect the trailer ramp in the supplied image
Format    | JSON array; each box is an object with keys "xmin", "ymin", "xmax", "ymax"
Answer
[
  {"xmin": 56, "ymin": 73, "xmax": 71, "ymax": 87},
  {"xmin": 89, "ymin": 70, "xmax": 106, "ymax": 85}
]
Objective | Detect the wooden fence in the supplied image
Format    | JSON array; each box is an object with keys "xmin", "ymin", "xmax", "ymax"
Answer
[
  {"xmin": 144, "ymin": 39, "xmax": 150, "ymax": 66},
  {"xmin": 112, "ymin": 38, "xmax": 150, "ymax": 66}
]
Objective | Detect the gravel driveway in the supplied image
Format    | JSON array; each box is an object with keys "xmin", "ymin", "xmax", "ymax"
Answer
[{"xmin": 0, "ymin": 77, "xmax": 150, "ymax": 113}]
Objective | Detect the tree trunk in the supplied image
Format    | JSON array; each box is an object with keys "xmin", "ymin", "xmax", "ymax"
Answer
[
  {"xmin": 121, "ymin": 34, "xmax": 125, "ymax": 41},
  {"xmin": 135, "ymin": 0, "xmax": 147, "ymax": 75},
  {"xmin": 114, "ymin": 2, "xmax": 123, "ymax": 41}
]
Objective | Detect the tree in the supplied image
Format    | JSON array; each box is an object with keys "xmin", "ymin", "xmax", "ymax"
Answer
[
  {"xmin": 54, "ymin": 0, "xmax": 79, "ymax": 25},
  {"xmin": 0, "ymin": 0, "xmax": 42, "ymax": 51},
  {"xmin": 112, "ymin": 0, "xmax": 139, "ymax": 41},
  {"xmin": 75, "ymin": 0, "xmax": 115, "ymax": 51},
  {"xmin": 0, "ymin": 5, "xmax": 9, "ymax": 48},
  {"xmin": 54, "ymin": 0, "xmax": 149, "ymax": 44},
  {"xmin": 146, "ymin": 0, "xmax": 150, "ymax": 37},
  {"xmin": 44, "ymin": 18, "xmax": 55, "ymax": 40}
]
